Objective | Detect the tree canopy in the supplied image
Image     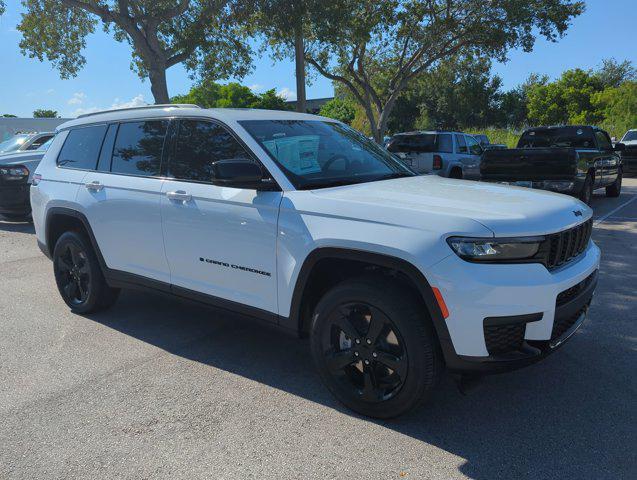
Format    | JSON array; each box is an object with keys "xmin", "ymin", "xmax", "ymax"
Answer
[
  {"xmin": 33, "ymin": 109, "xmax": 59, "ymax": 118},
  {"xmin": 18, "ymin": 1, "xmax": 253, "ymax": 103},
  {"xmin": 171, "ymin": 80, "xmax": 292, "ymax": 110},
  {"xmin": 303, "ymin": 0, "xmax": 585, "ymax": 141}
]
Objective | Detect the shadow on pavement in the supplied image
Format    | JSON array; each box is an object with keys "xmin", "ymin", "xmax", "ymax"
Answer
[
  {"xmin": 0, "ymin": 218, "xmax": 35, "ymax": 234},
  {"xmin": 81, "ymin": 216, "xmax": 636, "ymax": 480}
]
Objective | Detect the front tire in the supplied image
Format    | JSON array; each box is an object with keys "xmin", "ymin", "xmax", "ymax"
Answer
[
  {"xmin": 579, "ymin": 174, "xmax": 593, "ymax": 205},
  {"xmin": 606, "ymin": 171, "xmax": 622, "ymax": 197},
  {"xmin": 53, "ymin": 231, "xmax": 119, "ymax": 314},
  {"xmin": 310, "ymin": 276, "xmax": 443, "ymax": 418}
]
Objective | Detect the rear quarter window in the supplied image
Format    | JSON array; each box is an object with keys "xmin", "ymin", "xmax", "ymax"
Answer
[{"xmin": 57, "ymin": 125, "xmax": 108, "ymax": 170}]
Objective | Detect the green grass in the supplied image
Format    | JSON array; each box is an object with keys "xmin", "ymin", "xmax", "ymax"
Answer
[{"xmin": 466, "ymin": 128, "xmax": 522, "ymax": 148}]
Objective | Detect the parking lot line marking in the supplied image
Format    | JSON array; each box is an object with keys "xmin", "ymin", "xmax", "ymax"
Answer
[{"xmin": 594, "ymin": 195, "xmax": 637, "ymax": 226}]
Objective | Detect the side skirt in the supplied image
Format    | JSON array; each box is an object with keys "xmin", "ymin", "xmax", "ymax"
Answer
[{"xmin": 104, "ymin": 269, "xmax": 296, "ymax": 336}]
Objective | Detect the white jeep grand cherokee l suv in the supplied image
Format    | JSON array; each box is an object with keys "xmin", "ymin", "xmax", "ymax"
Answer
[{"xmin": 31, "ymin": 105, "xmax": 600, "ymax": 418}]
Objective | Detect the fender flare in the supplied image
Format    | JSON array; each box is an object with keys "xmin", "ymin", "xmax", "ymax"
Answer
[{"xmin": 285, "ymin": 247, "xmax": 455, "ymax": 361}]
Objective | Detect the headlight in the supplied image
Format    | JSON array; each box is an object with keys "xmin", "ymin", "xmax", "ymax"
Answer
[
  {"xmin": 447, "ymin": 236, "xmax": 544, "ymax": 262},
  {"xmin": 0, "ymin": 165, "xmax": 29, "ymax": 180}
]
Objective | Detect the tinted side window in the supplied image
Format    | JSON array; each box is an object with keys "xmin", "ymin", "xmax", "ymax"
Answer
[
  {"xmin": 456, "ymin": 134, "xmax": 467, "ymax": 153},
  {"xmin": 595, "ymin": 131, "xmax": 612, "ymax": 151},
  {"xmin": 465, "ymin": 135, "xmax": 482, "ymax": 155},
  {"xmin": 57, "ymin": 125, "xmax": 108, "ymax": 170},
  {"xmin": 111, "ymin": 121, "xmax": 168, "ymax": 177},
  {"xmin": 27, "ymin": 135, "xmax": 53, "ymax": 150},
  {"xmin": 169, "ymin": 120, "xmax": 253, "ymax": 182},
  {"xmin": 96, "ymin": 124, "xmax": 118, "ymax": 172},
  {"xmin": 437, "ymin": 134, "xmax": 453, "ymax": 153}
]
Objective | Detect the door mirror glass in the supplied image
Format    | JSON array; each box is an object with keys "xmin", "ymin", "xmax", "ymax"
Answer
[
  {"xmin": 211, "ymin": 159, "xmax": 264, "ymax": 187},
  {"xmin": 614, "ymin": 142, "xmax": 626, "ymax": 152}
]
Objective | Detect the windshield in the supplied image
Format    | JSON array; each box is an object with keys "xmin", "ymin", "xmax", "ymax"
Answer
[
  {"xmin": 517, "ymin": 127, "xmax": 595, "ymax": 149},
  {"xmin": 0, "ymin": 134, "xmax": 30, "ymax": 154},
  {"xmin": 239, "ymin": 120, "xmax": 416, "ymax": 189},
  {"xmin": 622, "ymin": 131, "xmax": 637, "ymax": 142}
]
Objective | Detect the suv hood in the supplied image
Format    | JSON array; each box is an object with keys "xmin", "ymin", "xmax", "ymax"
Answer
[{"xmin": 301, "ymin": 175, "xmax": 591, "ymax": 237}]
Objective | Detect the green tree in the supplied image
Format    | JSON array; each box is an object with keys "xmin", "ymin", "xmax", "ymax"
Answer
[
  {"xmin": 305, "ymin": 0, "xmax": 584, "ymax": 142},
  {"xmin": 2, "ymin": 114, "xmax": 17, "ymax": 118},
  {"xmin": 33, "ymin": 109, "xmax": 59, "ymax": 118},
  {"xmin": 319, "ymin": 98, "xmax": 357, "ymax": 124},
  {"xmin": 592, "ymin": 81, "xmax": 637, "ymax": 137},
  {"xmin": 18, "ymin": 1, "xmax": 252, "ymax": 104},
  {"xmin": 527, "ymin": 68, "xmax": 603, "ymax": 125},
  {"xmin": 172, "ymin": 80, "xmax": 291, "ymax": 110},
  {"xmin": 0, "ymin": 1, "xmax": 5, "ymax": 15},
  {"xmin": 595, "ymin": 58, "xmax": 636, "ymax": 89},
  {"xmin": 250, "ymin": 0, "xmax": 347, "ymax": 113}
]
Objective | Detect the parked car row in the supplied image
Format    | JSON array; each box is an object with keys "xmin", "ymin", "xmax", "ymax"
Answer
[{"xmin": 385, "ymin": 125, "xmax": 630, "ymax": 205}]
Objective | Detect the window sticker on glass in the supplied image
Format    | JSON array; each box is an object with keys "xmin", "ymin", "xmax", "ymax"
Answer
[{"xmin": 262, "ymin": 135, "xmax": 321, "ymax": 175}]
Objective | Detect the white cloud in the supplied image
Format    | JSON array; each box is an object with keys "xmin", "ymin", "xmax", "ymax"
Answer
[
  {"xmin": 46, "ymin": 88, "xmax": 55, "ymax": 94},
  {"xmin": 111, "ymin": 94, "xmax": 147, "ymax": 109},
  {"xmin": 249, "ymin": 84, "xmax": 265, "ymax": 93},
  {"xmin": 276, "ymin": 87, "xmax": 296, "ymax": 101},
  {"xmin": 68, "ymin": 92, "xmax": 86, "ymax": 105},
  {"xmin": 71, "ymin": 106, "xmax": 100, "ymax": 117}
]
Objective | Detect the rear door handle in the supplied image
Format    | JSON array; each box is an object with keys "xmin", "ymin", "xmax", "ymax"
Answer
[
  {"xmin": 85, "ymin": 181, "xmax": 103, "ymax": 192},
  {"xmin": 166, "ymin": 190, "xmax": 192, "ymax": 202}
]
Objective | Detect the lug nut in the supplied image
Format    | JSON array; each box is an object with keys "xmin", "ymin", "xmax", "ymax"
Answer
[
  {"xmin": 354, "ymin": 351, "xmax": 359, "ymax": 357},
  {"xmin": 355, "ymin": 339, "xmax": 361, "ymax": 344},
  {"xmin": 372, "ymin": 352, "xmax": 378, "ymax": 358},
  {"xmin": 364, "ymin": 360, "xmax": 370, "ymax": 365},
  {"xmin": 366, "ymin": 339, "xmax": 372, "ymax": 345}
]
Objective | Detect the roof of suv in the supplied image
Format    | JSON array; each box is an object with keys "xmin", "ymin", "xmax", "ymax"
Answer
[{"xmin": 57, "ymin": 105, "xmax": 334, "ymax": 132}]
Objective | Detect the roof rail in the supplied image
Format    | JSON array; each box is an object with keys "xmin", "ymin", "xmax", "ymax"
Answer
[{"xmin": 76, "ymin": 104, "xmax": 200, "ymax": 119}]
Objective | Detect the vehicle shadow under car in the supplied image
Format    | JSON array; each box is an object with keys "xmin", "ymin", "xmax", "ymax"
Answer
[
  {"xmin": 85, "ymin": 216, "xmax": 635, "ymax": 480},
  {"xmin": 0, "ymin": 217, "xmax": 35, "ymax": 234}
]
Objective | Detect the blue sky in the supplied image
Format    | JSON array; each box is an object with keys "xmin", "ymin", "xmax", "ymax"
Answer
[{"xmin": 1, "ymin": 0, "xmax": 635, "ymax": 118}]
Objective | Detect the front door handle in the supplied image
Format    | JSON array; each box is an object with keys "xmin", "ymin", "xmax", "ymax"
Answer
[
  {"xmin": 85, "ymin": 181, "xmax": 103, "ymax": 192},
  {"xmin": 166, "ymin": 190, "xmax": 192, "ymax": 202}
]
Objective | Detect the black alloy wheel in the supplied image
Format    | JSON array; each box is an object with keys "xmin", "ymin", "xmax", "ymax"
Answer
[
  {"xmin": 311, "ymin": 276, "xmax": 442, "ymax": 418},
  {"xmin": 56, "ymin": 242, "xmax": 91, "ymax": 306},
  {"xmin": 321, "ymin": 302, "xmax": 408, "ymax": 403},
  {"xmin": 53, "ymin": 231, "xmax": 120, "ymax": 313}
]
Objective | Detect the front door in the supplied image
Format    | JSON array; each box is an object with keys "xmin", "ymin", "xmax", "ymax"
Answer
[{"xmin": 160, "ymin": 119, "xmax": 281, "ymax": 315}]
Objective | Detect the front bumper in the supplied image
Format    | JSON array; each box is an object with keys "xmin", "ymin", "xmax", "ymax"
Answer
[
  {"xmin": 427, "ymin": 240, "xmax": 600, "ymax": 374},
  {"xmin": 0, "ymin": 182, "xmax": 31, "ymax": 214}
]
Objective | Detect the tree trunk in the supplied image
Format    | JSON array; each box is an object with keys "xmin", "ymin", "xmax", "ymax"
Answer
[
  {"xmin": 148, "ymin": 64, "xmax": 170, "ymax": 104},
  {"xmin": 294, "ymin": 26, "xmax": 307, "ymax": 113}
]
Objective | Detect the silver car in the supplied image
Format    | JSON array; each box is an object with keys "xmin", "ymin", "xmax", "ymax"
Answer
[
  {"xmin": 386, "ymin": 131, "xmax": 483, "ymax": 179},
  {"xmin": 0, "ymin": 132, "xmax": 55, "ymax": 156}
]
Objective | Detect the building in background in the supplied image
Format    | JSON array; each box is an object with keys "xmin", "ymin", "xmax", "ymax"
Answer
[
  {"xmin": 0, "ymin": 118, "xmax": 69, "ymax": 142},
  {"xmin": 285, "ymin": 97, "xmax": 333, "ymax": 114}
]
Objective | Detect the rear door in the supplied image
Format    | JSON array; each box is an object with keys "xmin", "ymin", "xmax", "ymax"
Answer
[
  {"xmin": 160, "ymin": 118, "xmax": 281, "ymax": 315},
  {"xmin": 77, "ymin": 119, "xmax": 171, "ymax": 284},
  {"xmin": 462, "ymin": 135, "xmax": 483, "ymax": 180}
]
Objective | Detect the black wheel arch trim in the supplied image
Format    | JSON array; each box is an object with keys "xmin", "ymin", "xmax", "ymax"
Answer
[
  {"xmin": 44, "ymin": 207, "xmax": 108, "ymax": 270},
  {"xmin": 284, "ymin": 247, "xmax": 458, "ymax": 364}
]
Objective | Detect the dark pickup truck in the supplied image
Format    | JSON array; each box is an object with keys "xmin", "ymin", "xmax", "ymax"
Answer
[{"xmin": 480, "ymin": 126, "xmax": 625, "ymax": 205}]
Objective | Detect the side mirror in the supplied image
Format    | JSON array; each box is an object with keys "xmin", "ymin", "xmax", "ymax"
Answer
[
  {"xmin": 614, "ymin": 142, "xmax": 626, "ymax": 152},
  {"xmin": 211, "ymin": 159, "xmax": 265, "ymax": 188}
]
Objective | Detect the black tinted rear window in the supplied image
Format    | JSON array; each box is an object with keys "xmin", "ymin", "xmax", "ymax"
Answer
[
  {"xmin": 57, "ymin": 125, "xmax": 108, "ymax": 169},
  {"xmin": 517, "ymin": 127, "xmax": 595, "ymax": 149},
  {"xmin": 387, "ymin": 134, "xmax": 443, "ymax": 153},
  {"xmin": 111, "ymin": 121, "xmax": 168, "ymax": 177}
]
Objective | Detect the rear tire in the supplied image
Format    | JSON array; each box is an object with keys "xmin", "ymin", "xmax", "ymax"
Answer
[
  {"xmin": 53, "ymin": 231, "xmax": 120, "ymax": 314},
  {"xmin": 579, "ymin": 174, "xmax": 593, "ymax": 205},
  {"xmin": 310, "ymin": 276, "xmax": 443, "ymax": 418},
  {"xmin": 605, "ymin": 171, "xmax": 622, "ymax": 197},
  {"xmin": 449, "ymin": 168, "xmax": 463, "ymax": 179}
]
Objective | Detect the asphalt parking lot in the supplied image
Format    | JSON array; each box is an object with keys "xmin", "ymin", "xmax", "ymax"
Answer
[{"xmin": 1, "ymin": 181, "xmax": 636, "ymax": 480}]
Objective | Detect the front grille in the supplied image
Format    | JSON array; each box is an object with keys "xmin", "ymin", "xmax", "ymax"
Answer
[
  {"xmin": 551, "ymin": 306, "xmax": 587, "ymax": 340},
  {"xmin": 543, "ymin": 219, "xmax": 592, "ymax": 270},
  {"xmin": 484, "ymin": 323, "xmax": 525, "ymax": 355},
  {"xmin": 556, "ymin": 272, "xmax": 597, "ymax": 306}
]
